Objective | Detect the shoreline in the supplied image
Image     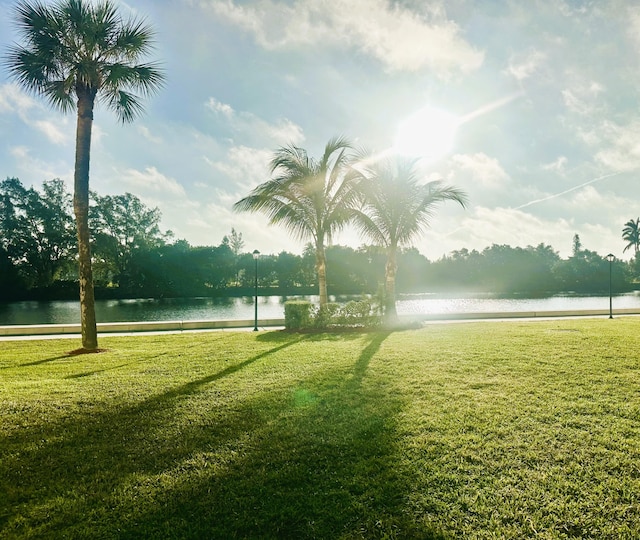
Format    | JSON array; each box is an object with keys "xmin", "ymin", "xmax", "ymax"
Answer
[{"xmin": 2, "ymin": 308, "xmax": 639, "ymax": 339}]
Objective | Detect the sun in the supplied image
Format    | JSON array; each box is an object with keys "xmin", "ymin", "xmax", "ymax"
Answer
[{"xmin": 393, "ymin": 105, "xmax": 459, "ymax": 164}]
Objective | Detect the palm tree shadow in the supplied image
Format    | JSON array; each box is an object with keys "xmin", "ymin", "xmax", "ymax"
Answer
[
  {"xmin": 14, "ymin": 355, "xmax": 70, "ymax": 368},
  {"xmin": 159, "ymin": 337, "xmax": 306, "ymax": 400},
  {"xmin": 350, "ymin": 330, "xmax": 392, "ymax": 388}
]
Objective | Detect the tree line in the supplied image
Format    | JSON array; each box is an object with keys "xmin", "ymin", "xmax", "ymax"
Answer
[{"xmin": 1, "ymin": 177, "xmax": 635, "ymax": 302}]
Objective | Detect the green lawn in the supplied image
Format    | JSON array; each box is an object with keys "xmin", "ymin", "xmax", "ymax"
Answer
[{"xmin": 1, "ymin": 318, "xmax": 639, "ymax": 539}]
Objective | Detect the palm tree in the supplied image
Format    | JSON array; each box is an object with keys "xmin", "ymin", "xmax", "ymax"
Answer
[
  {"xmin": 622, "ymin": 218, "xmax": 640, "ymax": 254},
  {"xmin": 234, "ymin": 137, "xmax": 359, "ymax": 306},
  {"xmin": 352, "ymin": 157, "xmax": 468, "ymax": 322},
  {"xmin": 5, "ymin": 0, "xmax": 164, "ymax": 350}
]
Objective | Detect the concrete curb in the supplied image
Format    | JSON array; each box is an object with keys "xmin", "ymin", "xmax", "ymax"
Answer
[{"xmin": 1, "ymin": 308, "xmax": 638, "ymax": 338}]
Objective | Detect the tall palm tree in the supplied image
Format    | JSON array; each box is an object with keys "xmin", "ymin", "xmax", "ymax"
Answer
[
  {"xmin": 622, "ymin": 218, "xmax": 640, "ymax": 254},
  {"xmin": 234, "ymin": 137, "xmax": 359, "ymax": 306},
  {"xmin": 5, "ymin": 0, "xmax": 164, "ymax": 350},
  {"xmin": 353, "ymin": 157, "xmax": 468, "ymax": 322}
]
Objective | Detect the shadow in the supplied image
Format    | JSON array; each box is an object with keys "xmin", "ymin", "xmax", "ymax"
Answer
[
  {"xmin": 0, "ymin": 332, "xmax": 444, "ymax": 539},
  {"xmin": 158, "ymin": 337, "xmax": 305, "ymax": 400},
  {"xmin": 64, "ymin": 363, "xmax": 131, "ymax": 379},
  {"xmin": 13, "ymin": 355, "xmax": 70, "ymax": 368},
  {"xmin": 350, "ymin": 331, "xmax": 392, "ymax": 388}
]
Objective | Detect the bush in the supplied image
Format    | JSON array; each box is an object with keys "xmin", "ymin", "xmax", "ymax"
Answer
[
  {"xmin": 284, "ymin": 301, "xmax": 312, "ymax": 330},
  {"xmin": 337, "ymin": 299, "xmax": 380, "ymax": 327},
  {"xmin": 312, "ymin": 302, "xmax": 340, "ymax": 329},
  {"xmin": 311, "ymin": 299, "xmax": 381, "ymax": 330}
]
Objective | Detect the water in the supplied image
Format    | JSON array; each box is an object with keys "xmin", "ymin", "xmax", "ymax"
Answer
[{"xmin": 1, "ymin": 292, "xmax": 639, "ymax": 326}]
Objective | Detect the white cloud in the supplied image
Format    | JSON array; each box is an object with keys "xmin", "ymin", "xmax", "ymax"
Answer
[
  {"xmin": 9, "ymin": 145, "xmax": 71, "ymax": 182},
  {"xmin": 33, "ymin": 120, "xmax": 67, "ymax": 145},
  {"xmin": 0, "ymin": 83, "xmax": 36, "ymax": 116},
  {"xmin": 202, "ymin": 0, "xmax": 483, "ymax": 75},
  {"xmin": 210, "ymin": 145, "xmax": 271, "ymax": 190},
  {"xmin": 591, "ymin": 120, "xmax": 640, "ymax": 172},
  {"xmin": 120, "ymin": 166, "xmax": 187, "ymax": 197},
  {"xmin": 205, "ymin": 96, "xmax": 304, "ymax": 147},
  {"xmin": 454, "ymin": 206, "xmax": 575, "ymax": 254},
  {"xmin": 505, "ymin": 49, "xmax": 546, "ymax": 81},
  {"xmin": 138, "ymin": 125, "xmax": 163, "ymax": 145},
  {"xmin": 0, "ymin": 83, "xmax": 70, "ymax": 145},
  {"xmin": 562, "ymin": 80, "xmax": 604, "ymax": 115},
  {"xmin": 542, "ymin": 156, "xmax": 568, "ymax": 174},
  {"xmin": 449, "ymin": 153, "xmax": 509, "ymax": 189},
  {"xmin": 206, "ymin": 97, "xmax": 235, "ymax": 117}
]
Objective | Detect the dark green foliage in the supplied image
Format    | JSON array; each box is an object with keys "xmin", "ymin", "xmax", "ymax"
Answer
[
  {"xmin": 311, "ymin": 300, "xmax": 381, "ymax": 329},
  {"xmin": 0, "ymin": 177, "xmax": 76, "ymax": 288},
  {"xmin": 1, "ymin": 182, "xmax": 637, "ymax": 301},
  {"xmin": 284, "ymin": 300, "xmax": 312, "ymax": 329},
  {"xmin": 311, "ymin": 302, "xmax": 340, "ymax": 329}
]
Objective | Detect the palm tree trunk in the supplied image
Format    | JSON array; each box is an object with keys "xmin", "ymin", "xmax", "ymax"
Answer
[
  {"xmin": 74, "ymin": 91, "xmax": 98, "ymax": 350},
  {"xmin": 316, "ymin": 243, "xmax": 328, "ymax": 307},
  {"xmin": 384, "ymin": 246, "xmax": 398, "ymax": 323}
]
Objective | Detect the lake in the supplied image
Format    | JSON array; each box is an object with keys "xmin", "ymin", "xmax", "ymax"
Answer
[{"xmin": 1, "ymin": 292, "xmax": 639, "ymax": 326}]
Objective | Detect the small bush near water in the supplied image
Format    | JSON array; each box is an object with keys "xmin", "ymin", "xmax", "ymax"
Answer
[{"xmin": 284, "ymin": 299, "xmax": 381, "ymax": 330}]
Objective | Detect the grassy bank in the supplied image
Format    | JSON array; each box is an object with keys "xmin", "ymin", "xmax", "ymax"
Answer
[{"xmin": 1, "ymin": 318, "xmax": 639, "ymax": 538}]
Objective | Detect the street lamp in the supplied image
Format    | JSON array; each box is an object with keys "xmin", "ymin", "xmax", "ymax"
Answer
[
  {"xmin": 607, "ymin": 253, "xmax": 614, "ymax": 319},
  {"xmin": 253, "ymin": 250, "xmax": 260, "ymax": 331}
]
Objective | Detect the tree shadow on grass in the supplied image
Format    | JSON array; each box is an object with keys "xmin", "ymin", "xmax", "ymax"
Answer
[
  {"xmin": 8, "ymin": 354, "xmax": 71, "ymax": 368},
  {"xmin": 1, "ymin": 331, "xmax": 445, "ymax": 539}
]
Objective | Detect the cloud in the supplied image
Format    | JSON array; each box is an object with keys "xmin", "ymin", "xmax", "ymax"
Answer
[
  {"xmin": 206, "ymin": 97, "xmax": 235, "ymax": 117},
  {"xmin": 590, "ymin": 120, "xmax": 640, "ymax": 172},
  {"xmin": 561, "ymin": 79, "xmax": 604, "ymax": 116},
  {"xmin": 32, "ymin": 120, "xmax": 67, "ymax": 145},
  {"xmin": 202, "ymin": 0, "xmax": 483, "ymax": 75},
  {"xmin": 137, "ymin": 125, "xmax": 163, "ymax": 145},
  {"xmin": 0, "ymin": 83, "xmax": 70, "ymax": 145},
  {"xmin": 0, "ymin": 83, "xmax": 36, "ymax": 116},
  {"xmin": 453, "ymin": 206, "xmax": 575, "ymax": 254},
  {"xmin": 505, "ymin": 49, "xmax": 546, "ymax": 81},
  {"xmin": 205, "ymin": 95, "xmax": 304, "ymax": 146},
  {"xmin": 9, "ymin": 145, "xmax": 71, "ymax": 182},
  {"xmin": 120, "ymin": 166, "xmax": 187, "ymax": 197},
  {"xmin": 449, "ymin": 153, "xmax": 509, "ymax": 189},
  {"xmin": 542, "ymin": 156, "xmax": 568, "ymax": 174},
  {"xmin": 209, "ymin": 145, "xmax": 271, "ymax": 190}
]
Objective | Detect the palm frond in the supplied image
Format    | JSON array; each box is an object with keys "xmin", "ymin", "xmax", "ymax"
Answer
[{"xmin": 4, "ymin": 0, "xmax": 164, "ymax": 117}]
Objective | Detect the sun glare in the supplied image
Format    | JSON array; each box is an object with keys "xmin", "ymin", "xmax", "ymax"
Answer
[{"xmin": 393, "ymin": 106, "xmax": 459, "ymax": 164}]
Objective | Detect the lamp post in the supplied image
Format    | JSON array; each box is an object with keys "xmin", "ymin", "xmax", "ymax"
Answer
[
  {"xmin": 252, "ymin": 250, "xmax": 260, "ymax": 331},
  {"xmin": 607, "ymin": 253, "xmax": 614, "ymax": 319}
]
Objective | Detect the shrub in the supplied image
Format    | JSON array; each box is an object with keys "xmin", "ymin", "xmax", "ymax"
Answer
[
  {"xmin": 338, "ymin": 299, "xmax": 380, "ymax": 327},
  {"xmin": 284, "ymin": 301, "xmax": 312, "ymax": 330},
  {"xmin": 312, "ymin": 302, "xmax": 340, "ymax": 329}
]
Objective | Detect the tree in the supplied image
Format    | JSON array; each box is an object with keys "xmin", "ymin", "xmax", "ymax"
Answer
[
  {"xmin": 622, "ymin": 218, "xmax": 640, "ymax": 254},
  {"xmin": 352, "ymin": 157, "xmax": 467, "ymax": 321},
  {"xmin": 572, "ymin": 233, "xmax": 583, "ymax": 257},
  {"xmin": 90, "ymin": 192, "xmax": 168, "ymax": 289},
  {"xmin": 233, "ymin": 137, "xmax": 359, "ymax": 306},
  {"xmin": 222, "ymin": 228, "xmax": 245, "ymax": 256},
  {"xmin": 5, "ymin": 0, "xmax": 164, "ymax": 350},
  {"xmin": 0, "ymin": 177, "xmax": 75, "ymax": 288}
]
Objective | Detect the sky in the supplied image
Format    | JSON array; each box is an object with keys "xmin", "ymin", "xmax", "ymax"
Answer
[{"xmin": 1, "ymin": 0, "xmax": 640, "ymax": 261}]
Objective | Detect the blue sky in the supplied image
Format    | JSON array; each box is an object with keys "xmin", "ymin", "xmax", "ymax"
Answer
[{"xmin": 2, "ymin": 0, "xmax": 640, "ymax": 260}]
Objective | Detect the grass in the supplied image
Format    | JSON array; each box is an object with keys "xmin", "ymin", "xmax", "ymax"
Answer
[{"xmin": 1, "ymin": 318, "xmax": 639, "ymax": 539}]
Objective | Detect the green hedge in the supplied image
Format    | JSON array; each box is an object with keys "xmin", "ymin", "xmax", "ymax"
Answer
[
  {"xmin": 284, "ymin": 301, "xmax": 312, "ymax": 330},
  {"xmin": 285, "ymin": 299, "xmax": 381, "ymax": 331}
]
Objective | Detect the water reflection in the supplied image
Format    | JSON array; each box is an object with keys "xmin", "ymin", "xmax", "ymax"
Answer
[{"xmin": 1, "ymin": 292, "xmax": 640, "ymax": 325}]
